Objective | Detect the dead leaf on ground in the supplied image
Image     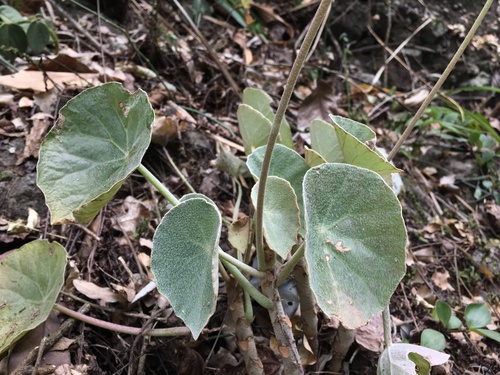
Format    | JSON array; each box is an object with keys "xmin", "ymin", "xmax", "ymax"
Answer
[
  {"xmin": 0, "ymin": 70, "xmax": 99, "ymax": 92},
  {"xmin": 297, "ymin": 80, "xmax": 340, "ymax": 139},
  {"xmin": 431, "ymin": 270, "xmax": 455, "ymax": 291},
  {"xmin": 356, "ymin": 313, "xmax": 384, "ymax": 353},
  {"xmin": 112, "ymin": 196, "xmax": 151, "ymax": 235},
  {"xmin": 439, "ymin": 175, "xmax": 460, "ymax": 193},
  {"xmin": 17, "ymin": 113, "xmax": 53, "ymax": 165},
  {"xmin": 73, "ymin": 279, "xmax": 126, "ymax": 304}
]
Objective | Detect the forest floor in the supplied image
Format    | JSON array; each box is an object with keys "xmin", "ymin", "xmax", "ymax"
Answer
[{"xmin": 0, "ymin": 0, "xmax": 499, "ymax": 374}]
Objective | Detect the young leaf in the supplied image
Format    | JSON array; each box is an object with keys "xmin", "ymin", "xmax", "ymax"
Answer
[
  {"xmin": 303, "ymin": 163, "xmax": 407, "ymax": 328},
  {"xmin": 435, "ymin": 300, "xmax": 452, "ymax": 327},
  {"xmin": 242, "ymin": 88, "xmax": 294, "ymax": 150},
  {"xmin": 465, "ymin": 303, "xmax": 491, "ymax": 329},
  {"xmin": 330, "ymin": 115, "xmax": 376, "ymax": 143},
  {"xmin": 377, "ymin": 343, "xmax": 449, "ymax": 375},
  {"xmin": 151, "ymin": 197, "xmax": 221, "ymax": 339},
  {"xmin": 247, "ymin": 144, "xmax": 310, "ymax": 234},
  {"xmin": 0, "ymin": 5, "xmax": 24, "ymax": 23},
  {"xmin": 0, "ymin": 23, "xmax": 27, "ymax": 60},
  {"xmin": 37, "ymin": 83, "xmax": 154, "ymax": 224},
  {"xmin": 420, "ymin": 329, "xmax": 446, "ymax": 351},
  {"xmin": 27, "ymin": 20, "xmax": 50, "ymax": 54},
  {"xmin": 0, "ymin": 240, "xmax": 66, "ymax": 355},
  {"xmin": 237, "ymin": 104, "xmax": 272, "ymax": 154},
  {"xmin": 470, "ymin": 328, "xmax": 500, "ymax": 343},
  {"xmin": 251, "ymin": 176, "xmax": 300, "ymax": 258}
]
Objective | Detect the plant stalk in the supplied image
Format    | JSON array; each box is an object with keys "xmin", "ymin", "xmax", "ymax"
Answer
[
  {"xmin": 277, "ymin": 242, "xmax": 305, "ymax": 286},
  {"xmin": 53, "ymin": 303, "xmax": 198, "ymax": 336},
  {"xmin": 254, "ymin": 0, "xmax": 334, "ymax": 271},
  {"xmin": 137, "ymin": 164, "xmax": 180, "ymax": 206},
  {"xmin": 387, "ymin": 0, "xmax": 494, "ymax": 161},
  {"xmin": 220, "ymin": 259, "xmax": 273, "ymax": 310}
]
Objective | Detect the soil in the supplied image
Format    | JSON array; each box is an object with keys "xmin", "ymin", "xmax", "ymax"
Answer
[{"xmin": 0, "ymin": 0, "xmax": 499, "ymax": 374}]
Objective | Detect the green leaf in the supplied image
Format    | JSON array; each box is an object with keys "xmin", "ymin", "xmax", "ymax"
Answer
[
  {"xmin": 151, "ymin": 197, "xmax": 221, "ymax": 339},
  {"xmin": 330, "ymin": 115, "xmax": 376, "ymax": 143},
  {"xmin": 0, "ymin": 23, "xmax": 27, "ymax": 60},
  {"xmin": 435, "ymin": 300, "xmax": 452, "ymax": 327},
  {"xmin": 251, "ymin": 176, "xmax": 300, "ymax": 258},
  {"xmin": 470, "ymin": 328, "xmax": 500, "ymax": 343},
  {"xmin": 37, "ymin": 83, "xmax": 154, "ymax": 224},
  {"xmin": 242, "ymin": 88, "xmax": 294, "ymax": 150},
  {"xmin": 377, "ymin": 343, "xmax": 449, "ymax": 375},
  {"xmin": 465, "ymin": 303, "xmax": 491, "ymax": 329},
  {"xmin": 237, "ymin": 104, "xmax": 273, "ymax": 155},
  {"xmin": 447, "ymin": 315, "xmax": 463, "ymax": 330},
  {"xmin": 0, "ymin": 5, "xmax": 24, "ymax": 23},
  {"xmin": 310, "ymin": 119, "xmax": 343, "ymax": 162},
  {"xmin": 247, "ymin": 144, "xmax": 310, "ymax": 235},
  {"xmin": 27, "ymin": 20, "xmax": 50, "ymax": 55},
  {"xmin": 304, "ymin": 146, "xmax": 326, "ymax": 167},
  {"xmin": 0, "ymin": 240, "xmax": 66, "ymax": 355},
  {"xmin": 420, "ymin": 329, "xmax": 446, "ymax": 351},
  {"xmin": 303, "ymin": 163, "xmax": 407, "ymax": 328}
]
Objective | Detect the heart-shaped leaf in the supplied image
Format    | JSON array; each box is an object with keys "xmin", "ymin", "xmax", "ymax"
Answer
[
  {"xmin": 151, "ymin": 197, "xmax": 221, "ymax": 339},
  {"xmin": 377, "ymin": 343, "xmax": 449, "ymax": 375},
  {"xmin": 0, "ymin": 240, "xmax": 66, "ymax": 355},
  {"xmin": 247, "ymin": 144, "xmax": 310, "ymax": 235},
  {"xmin": 37, "ymin": 82, "xmax": 154, "ymax": 224},
  {"xmin": 251, "ymin": 176, "xmax": 300, "ymax": 258},
  {"xmin": 303, "ymin": 163, "xmax": 407, "ymax": 328}
]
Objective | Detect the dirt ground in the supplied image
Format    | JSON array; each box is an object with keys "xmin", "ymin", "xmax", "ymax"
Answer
[{"xmin": 0, "ymin": 0, "xmax": 499, "ymax": 374}]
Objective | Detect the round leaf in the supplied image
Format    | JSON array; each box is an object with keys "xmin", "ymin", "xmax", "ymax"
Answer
[
  {"xmin": 0, "ymin": 240, "xmax": 66, "ymax": 355},
  {"xmin": 0, "ymin": 5, "xmax": 24, "ymax": 23},
  {"xmin": 37, "ymin": 83, "xmax": 154, "ymax": 224},
  {"xmin": 465, "ymin": 303, "xmax": 491, "ymax": 329},
  {"xmin": 435, "ymin": 300, "xmax": 452, "ymax": 327},
  {"xmin": 151, "ymin": 198, "xmax": 221, "ymax": 339},
  {"xmin": 303, "ymin": 163, "xmax": 407, "ymax": 328},
  {"xmin": 27, "ymin": 20, "xmax": 50, "ymax": 55},
  {"xmin": 251, "ymin": 176, "xmax": 300, "ymax": 258},
  {"xmin": 421, "ymin": 329, "xmax": 446, "ymax": 351},
  {"xmin": 0, "ymin": 23, "xmax": 27, "ymax": 60}
]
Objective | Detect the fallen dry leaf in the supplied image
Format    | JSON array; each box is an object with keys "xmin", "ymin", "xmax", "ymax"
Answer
[
  {"xmin": 73, "ymin": 279, "xmax": 125, "ymax": 304},
  {"xmin": 0, "ymin": 70, "xmax": 99, "ymax": 92},
  {"xmin": 17, "ymin": 112, "xmax": 53, "ymax": 165},
  {"xmin": 432, "ymin": 270, "xmax": 455, "ymax": 291},
  {"xmin": 356, "ymin": 313, "xmax": 384, "ymax": 353}
]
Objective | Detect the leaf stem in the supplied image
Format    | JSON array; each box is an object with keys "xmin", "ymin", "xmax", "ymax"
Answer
[
  {"xmin": 254, "ymin": 0, "xmax": 333, "ymax": 271},
  {"xmin": 220, "ymin": 259, "xmax": 273, "ymax": 309},
  {"xmin": 53, "ymin": 303, "xmax": 198, "ymax": 336},
  {"xmin": 137, "ymin": 164, "xmax": 180, "ymax": 206},
  {"xmin": 383, "ymin": 305, "xmax": 392, "ymax": 348},
  {"xmin": 276, "ymin": 242, "xmax": 305, "ymax": 286},
  {"xmin": 387, "ymin": 0, "xmax": 494, "ymax": 161},
  {"xmin": 219, "ymin": 250, "xmax": 266, "ymax": 279}
]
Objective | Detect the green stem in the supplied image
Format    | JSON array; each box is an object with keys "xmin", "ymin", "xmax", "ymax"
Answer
[
  {"xmin": 162, "ymin": 148, "xmax": 196, "ymax": 194},
  {"xmin": 220, "ymin": 259, "xmax": 273, "ymax": 309},
  {"xmin": 383, "ymin": 305, "xmax": 392, "ymax": 348},
  {"xmin": 276, "ymin": 243, "xmax": 305, "ymax": 286},
  {"xmin": 54, "ymin": 303, "xmax": 197, "ymax": 336},
  {"xmin": 255, "ymin": 0, "xmax": 333, "ymax": 271},
  {"xmin": 137, "ymin": 164, "xmax": 180, "ymax": 206},
  {"xmin": 387, "ymin": 0, "xmax": 494, "ymax": 161},
  {"xmin": 219, "ymin": 250, "xmax": 266, "ymax": 279}
]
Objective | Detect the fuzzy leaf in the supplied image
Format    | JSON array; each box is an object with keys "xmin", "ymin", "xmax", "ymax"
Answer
[
  {"xmin": 0, "ymin": 240, "xmax": 66, "ymax": 355},
  {"xmin": 37, "ymin": 83, "xmax": 153, "ymax": 224},
  {"xmin": 151, "ymin": 197, "xmax": 221, "ymax": 339},
  {"xmin": 303, "ymin": 163, "xmax": 407, "ymax": 328}
]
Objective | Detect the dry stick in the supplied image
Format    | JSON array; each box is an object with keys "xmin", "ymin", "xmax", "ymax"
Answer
[
  {"xmin": 226, "ymin": 279, "xmax": 264, "ymax": 375},
  {"xmin": 387, "ymin": 0, "xmax": 494, "ymax": 162},
  {"xmin": 254, "ymin": 2, "xmax": 334, "ymax": 373},
  {"xmin": 382, "ymin": 0, "xmax": 392, "ymax": 88},
  {"xmin": 381, "ymin": 0, "xmax": 494, "ymax": 351},
  {"xmin": 171, "ymin": 0, "xmax": 242, "ymax": 100}
]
